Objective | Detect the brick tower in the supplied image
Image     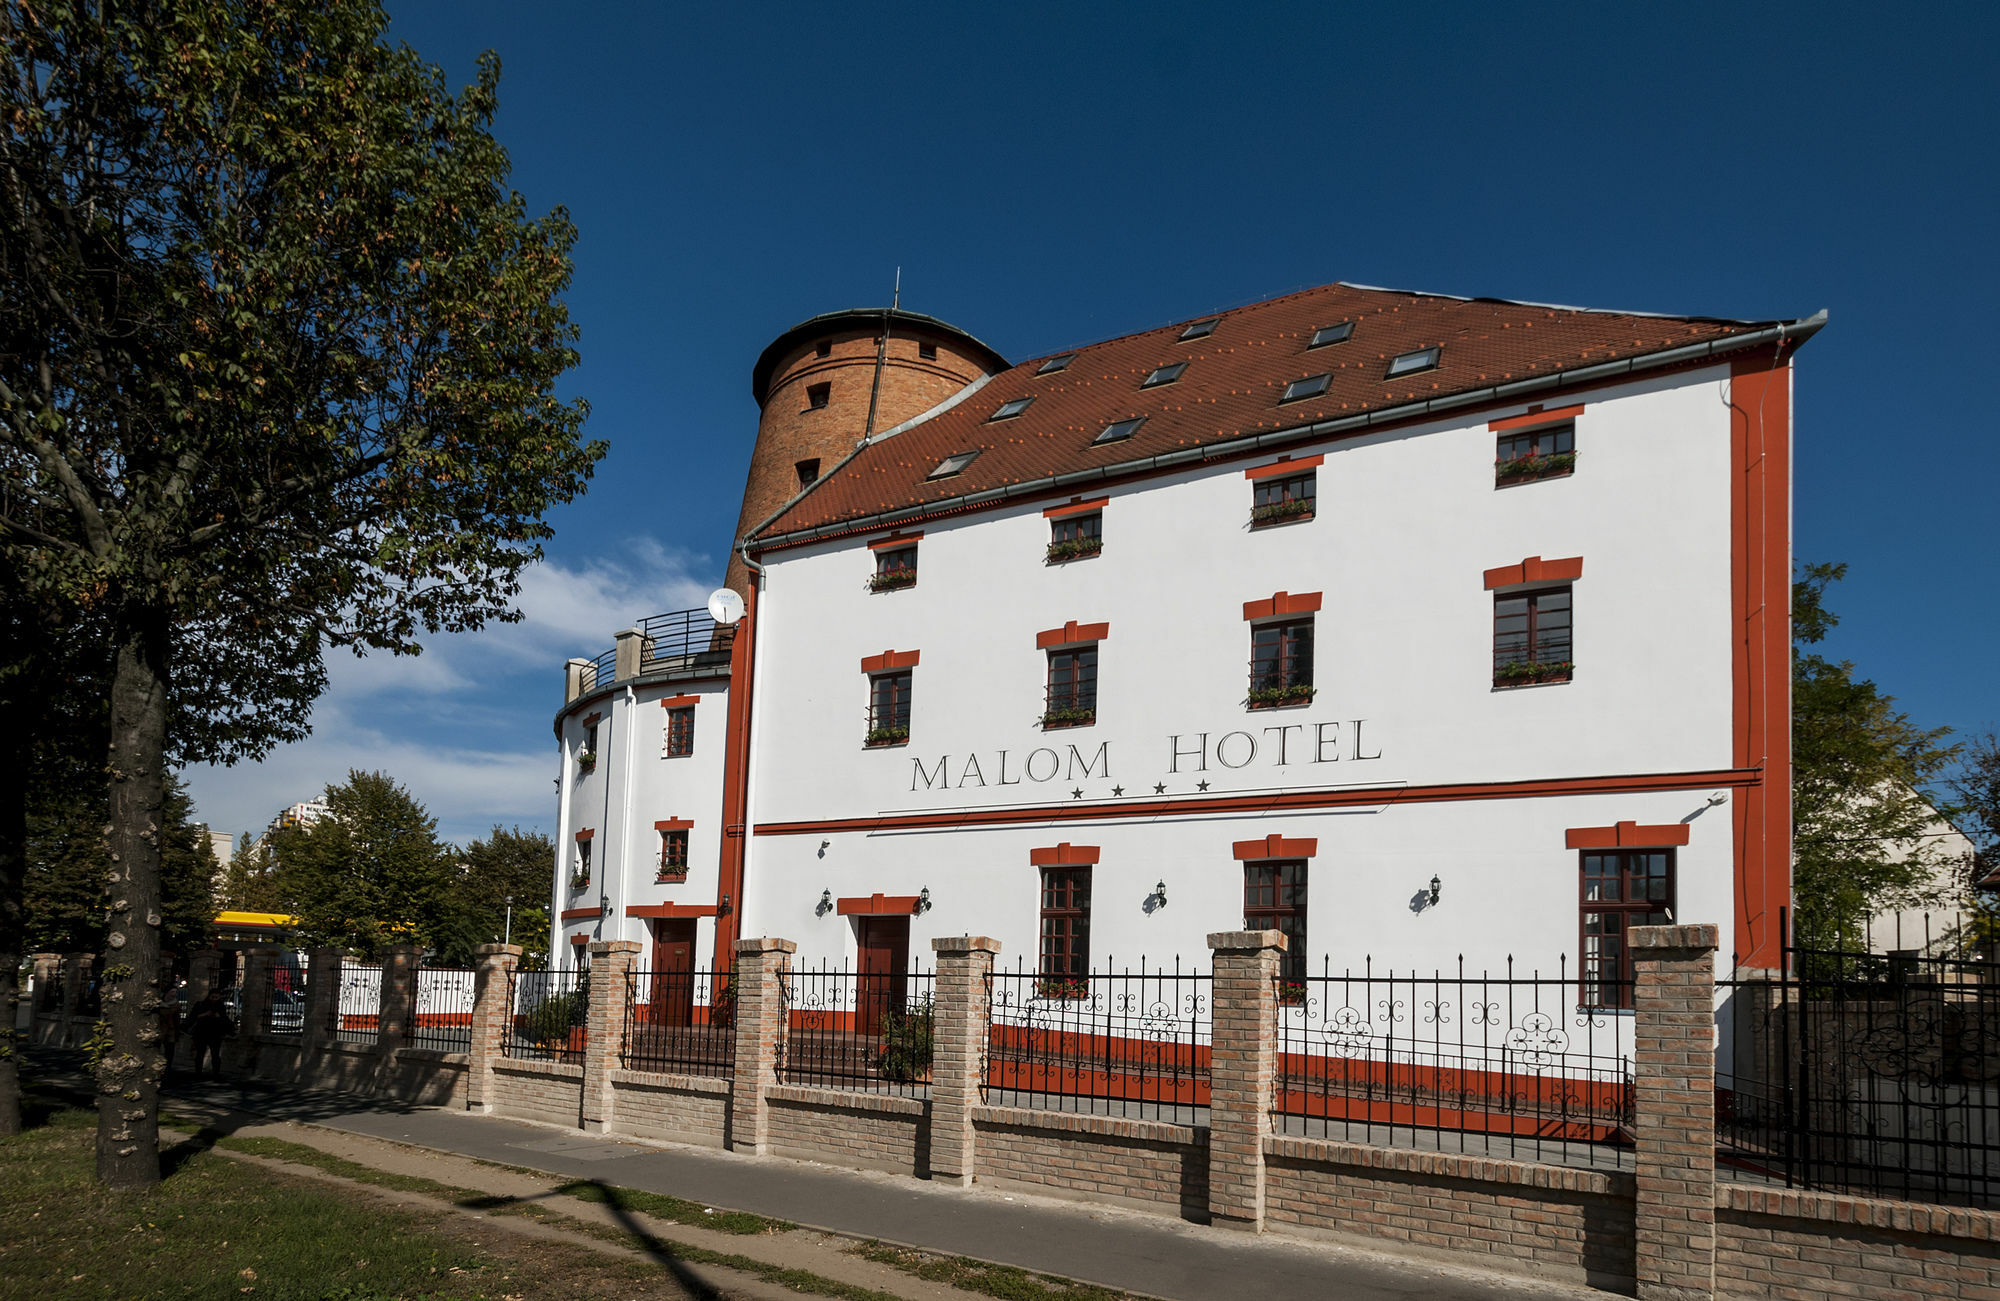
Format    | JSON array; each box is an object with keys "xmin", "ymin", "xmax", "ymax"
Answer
[{"xmin": 724, "ymin": 308, "xmax": 1007, "ymax": 596}]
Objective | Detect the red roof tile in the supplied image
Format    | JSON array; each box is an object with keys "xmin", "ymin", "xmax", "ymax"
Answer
[{"xmin": 752, "ymin": 281, "xmax": 1810, "ymax": 547}]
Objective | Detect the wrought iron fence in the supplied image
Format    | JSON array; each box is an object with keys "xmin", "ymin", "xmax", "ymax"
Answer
[
  {"xmin": 622, "ymin": 967, "xmax": 735, "ymax": 1078},
  {"xmin": 638, "ymin": 609, "xmax": 735, "ymax": 675},
  {"xmin": 408, "ymin": 967, "xmax": 476, "ymax": 1052},
  {"xmin": 1718, "ymin": 933, "xmax": 2000, "ymax": 1206},
  {"xmin": 1271, "ymin": 956, "xmax": 1634, "ymax": 1170},
  {"xmin": 263, "ymin": 961, "xmax": 308, "ymax": 1036},
  {"xmin": 780, "ymin": 959, "xmax": 936, "ymax": 1097},
  {"xmin": 985, "ymin": 957, "xmax": 1213, "ymax": 1127},
  {"xmin": 506, "ymin": 967, "xmax": 588, "ymax": 1065},
  {"xmin": 331, "ymin": 962, "xmax": 382, "ymax": 1045}
]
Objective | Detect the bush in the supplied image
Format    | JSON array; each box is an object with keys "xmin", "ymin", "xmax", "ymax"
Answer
[
  {"xmin": 876, "ymin": 998, "xmax": 934, "ymax": 1082},
  {"xmin": 520, "ymin": 975, "xmax": 587, "ymax": 1044}
]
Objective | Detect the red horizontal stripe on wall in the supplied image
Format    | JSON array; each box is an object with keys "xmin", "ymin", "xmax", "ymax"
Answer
[
  {"xmin": 1043, "ymin": 497, "xmax": 1109, "ymax": 519},
  {"xmin": 836, "ymin": 893, "xmax": 921, "ymax": 915},
  {"xmin": 866, "ymin": 531, "xmax": 923, "ymax": 550},
  {"xmin": 1243, "ymin": 590, "xmax": 1323, "ymax": 620},
  {"xmin": 626, "ymin": 903, "xmax": 719, "ymax": 919},
  {"xmin": 1232, "ymin": 833, "xmax": 1319, "ymax": 860},
  {"xmin": 1565, "ymin": 821, "xmax": 1692, "ymax": 850},
  {"xmin": 1028, "ymin": 842, "xmax": 1101, "ymax": 866},
  {"xmin": 860, "ymin": 649, "xmax": 921, "ymax": 673},
  {"xmin": 1483, "ymin": 555, "xmax": 1584, "ymax": 590},
  {"xmin": 1244, "ymin": 454, "xmax": 1324, "ymax": 481},
  {"xmin": 1035, "ymin": 620, "xmax": 1110, "ymax": 649},
  {"xmin": 1489, "ymin": 403, "xmax": 1585, "ymax": 433}
]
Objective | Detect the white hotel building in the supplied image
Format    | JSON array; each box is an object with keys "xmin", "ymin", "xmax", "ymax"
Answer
[{"xmin": 549, "ymin": 281, "xmax": 1819, "ymax": 999}]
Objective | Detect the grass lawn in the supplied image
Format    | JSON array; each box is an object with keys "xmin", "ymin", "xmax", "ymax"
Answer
[{"xmin": 0, "ymin": 1098, "xmax": 689, "ymax": 1301}]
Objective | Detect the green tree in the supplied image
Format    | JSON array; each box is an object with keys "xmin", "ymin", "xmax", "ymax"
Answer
[
  {"xmin": 1791, "ymin": 563, "xmax": 1962, "ymax": 949},
  {"xmin": 218, "ymin": 834, "xmax": 284, "ymax": 914},
  {"xmin": 446, "ymin": 826, "xmax": 554, "ymax": 967},
  {"xmin": 25, "ymin": 774, "xmax": 216, "ymax": 966},
  {"xmin": 271, "ymin": 772, "xmax": 454, "ymax": 956},
  {"xmin": 0, "ymin": 1, "xmax": 599, "ymax": 1185}
]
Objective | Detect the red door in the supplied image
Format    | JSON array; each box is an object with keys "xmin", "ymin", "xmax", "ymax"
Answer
[
  {"xmin": 649, "ymin": 919, "xmax": 697, "ymax": 1027},
  {"xmin": 855, "ymin": 916, "xmax": 909, "ymax": 1036}
]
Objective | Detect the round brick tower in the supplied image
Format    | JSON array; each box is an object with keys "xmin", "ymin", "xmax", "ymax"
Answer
[{"xmin": 724, "ymin": 308, "xmax": 1008, "ymax": 596}]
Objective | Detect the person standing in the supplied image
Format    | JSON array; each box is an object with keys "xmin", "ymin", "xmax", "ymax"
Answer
[{"xmin": 187, "ymin": 988, "xmax": 232, "ymax": 1079}]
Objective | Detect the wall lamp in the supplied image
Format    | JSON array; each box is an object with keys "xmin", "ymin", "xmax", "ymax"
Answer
[
  {"xmin": 718, "ymin": 893, "xmax": 732, "ymax": 916},
  {"xmin": 1151, "ymin": 880, "xmax": 1169, "ymax": 909},
  {"xmin": 1428, "ymin": 875, "xmax": 1443, "ymax": 907},
  {"xmin": 914, "ymin": 886, "xmax": 933, "ymax": 915},
  {"xmin": 816, "ymin": 889, "xmax": 834, "ymax": 917}
]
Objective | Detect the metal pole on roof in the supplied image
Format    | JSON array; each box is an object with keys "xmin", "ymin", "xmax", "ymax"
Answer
[{"xmin": 861, "ymin": 268, "xmax": 899, "ymax": 440}]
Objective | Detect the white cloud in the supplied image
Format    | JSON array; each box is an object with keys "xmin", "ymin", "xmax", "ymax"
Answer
[{"xmin": 185, "ymin": 537, "xmax": 718, "ymax": 846}]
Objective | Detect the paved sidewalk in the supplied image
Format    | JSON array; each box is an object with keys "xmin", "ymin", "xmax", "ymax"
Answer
[{"xmin": 133, "ymin": 1071, "xmax": 1611, "ymax": 1301}]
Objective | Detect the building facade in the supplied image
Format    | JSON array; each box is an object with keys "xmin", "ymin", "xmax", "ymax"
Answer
[{"xmin": 549, "ymin": 281, "xmax": 1820, "ymax": 997}]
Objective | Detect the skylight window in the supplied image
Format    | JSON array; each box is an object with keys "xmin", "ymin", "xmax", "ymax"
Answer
[
  {"xmin": 1179, "ymin": 318, "xmax": 1218, "ymax": 341},
  {"xmin": 1141, "ymin": 362, "xmax": 1187, "ymax": 388},
  {"xmin": 928, "ymin": 450, "xmax": 981, "ymax": 480},
  {"xmin": 1280, "ymin": 373, "xmax": 1332, "ymax": 403},
  {"xmin": 990, "ymin": 397, "xmax": 1034, "ymax": 421},
  {"xmin": 1386, "ymin": 346, "xmax": 1441, "ymax": 378},
  {"xmin": 1093, "ymin": 417, "xmax": 1146, "ymax": 445},
  {"xmin": 1308, "ymin": 322, "xmax": 1354, "ymax": 349},
  {"xmin": 1037, "ymin": 354, "xmax": 1075, "ymax": 375}
]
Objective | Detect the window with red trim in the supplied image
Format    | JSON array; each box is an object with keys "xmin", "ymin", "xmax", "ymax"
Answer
[
  {"xmin": 1580, "ymin": 850, "xmax": 1674, "ymax": 1007},
  {"xmin": 665, "ymin": 706, "xmax": 694, "ymax": 757},
  {"xmin": 871, "ymin": 545, "xmax": 917, "ymax": 592},
  {"xmin": 1495, "ymin": 421, "xmax": 1575, "ymax": 485},
  {"xmin": 1252, "ymin": 471, "xmax": 1315, "ymax": 526},
  {"xmin": 659, "ymin": 829, "xmax": 690, "ymax": 880},
  {"xmin": 1047, "ymin": 511, "xmax": 1101, "ymax": 563},
  {"xmin": 1043, "ymin": 646, "xmax": 1098, "ymax": 728},
  {"xmin": 1039, "ymin": 866, "xmax": 1091, "ymax": 992},
  {"xmin": 1249, "ymin": 618, "xmax": 1314, "ymax": 708},
  {"xmin": 1493, "ymin": 586, "xmax": 1573, "ymax": 686},
  {"xmin": 867, "ymin": 671, "xmax": 912, "ymax": 746},
  {"xmin": 1244, "ymin": 860, "xmax": 1308, "ymax": 986},
  {"xmin": 569, "ymin": 838, "xmax": 591, "ymax": 891}
]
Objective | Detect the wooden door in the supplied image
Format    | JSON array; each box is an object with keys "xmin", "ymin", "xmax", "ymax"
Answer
[
  {"xmin": 855, "ymin": 916, "xmax": 909, "ymax": 1036},
  {"xmin": 649, "ymin": 918, "xmax": 697, "ymax": 1027}
]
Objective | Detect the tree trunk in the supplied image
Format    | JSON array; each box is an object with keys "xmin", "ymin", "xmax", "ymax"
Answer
[
  {"xmin": 0, "ymin": 719, "xmax": 24, "ymax": 1137},
  {"xmin": 95, "ymin": 604, "xmax": 170, "ymax": 1188}
]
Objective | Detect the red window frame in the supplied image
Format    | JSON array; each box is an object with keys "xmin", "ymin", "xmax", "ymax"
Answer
[
  {"xmin": 1243, "ymin": 860, "xmax": 1308, "ymax": 985},
  {"xmin": 1493, "ymin": 585, "xmax": 1573, "ymax": 682},
  {"xmin": 869, "ymin": 671, "xmax": 912, "ymax": 736},
  {"xmin": 873, "ymin": 545, "xmax": 918, "ymax": 589},
  {"xmin": 1251, "ymin": 471, "xmax": 1316, "ymax": 523},
  {"xmin": 1039, "ymin": 866, "xmax": 1091, "ymax": 982},
  {"xmin": 659, "ymin": 829, "xmax": 690, "ymax": 875},
  {"xmin": 1250, "ymin": 618, "xmax": 1314, "ymax": 694},
  {"xmin": 1044, "ymin": 645, "xmax": 1098, "ymax": 723},
  {"xmin": 1496, "ymin": 421, "xmax": 1574, "ymax": 463},
  {"xmin": 665, "ymin": 706, "xmax": 695, "ymax": 757},
  {"xmin": 1579, "ymin": 849, "xmax": 1674, "ymax": 1008}
]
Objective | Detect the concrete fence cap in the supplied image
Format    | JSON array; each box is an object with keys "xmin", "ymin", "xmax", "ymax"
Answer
[
  {"xmin": 473, "ymin": 943, "xmax": 523, "ymax": 958},
  {"xmin": 1207, "ymin": 929, "xmax": 1288, "ymax": 953},
  {"xmin": 1628, "ymin": 922, "xmax": 1720, "ymax": 952},
  {"xmin": 734, "ymin": 936, "xmax": 799, "ymax": 955},
  {"xmin": 931, "ymin": 935, "xmax": 1002, "ymax": 955},
  {"xmin": 588, "ymin": 939, "xmax": 643, "ymax": 955}
]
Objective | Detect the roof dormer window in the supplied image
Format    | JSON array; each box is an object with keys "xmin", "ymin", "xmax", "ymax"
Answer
[
  {"xmin": 1141, "ymin": 362, "xmax": 1187, "ymax": 388},
  {"xmin": 1280, "ymin": 373, "xmax": 1332, "ymax": 404},
  {"xmin": 928, "ymin": 450, "xmax": 981, "ymax": 480},
  {"xmin": 1036, "ymin": 354, "xmax": 1075, "ymax": 375},
  {"xmin": 1308, "ymin": 321, "xmax": 1354, "ymax": 349},
  {"xmin": 1093, "ymin": 417, "xmax": 1146, "ymax": 445},
  {"xmin": 990, "ymin": 397, "xmax": 1034, "ymax": 421},
  {"xmin": 1179, "ymin": 318, "xmax": 1218, "ymax": 341}
]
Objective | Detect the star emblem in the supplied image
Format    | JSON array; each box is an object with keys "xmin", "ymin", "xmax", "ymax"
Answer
[
  {"xmin": 1196, "ymin": 779, "xmax": 1210, "ymax": 791},
  {"xmin": 1153, "ymin": 782, "xmax": 1167, "ymax": 794},
  {"xmin": 1071, "ymin": 787, "xmax": 1083, "ymax": 799},
  {"xmin": 1111, "ymin": 785, "xmax": 1124, "ymax": 797}
]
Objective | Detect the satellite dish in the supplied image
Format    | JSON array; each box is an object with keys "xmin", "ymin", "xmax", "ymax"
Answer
[{"xmin": 707, "ymin": 588, "xmax": 746, "ymax": 626}]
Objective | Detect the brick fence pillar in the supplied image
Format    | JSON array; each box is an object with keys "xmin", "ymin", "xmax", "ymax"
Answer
[
  {"xmin": 929, "ymin": 935, "xmax": 1000, "ymax": 1186},
  {"xmin": 376, "ymin": 944, "xmax": 422, "ymax": 1066},
  {"xmin": 303, "ymin": 947, "xmax": 342, "ymax": 1052},
  {"xmin": 61, "ymin": 951, "xmax": 90, "ymax": 1019},
  {"xmin": 1632, "ymin": 923, "xmax": 1721, "ymax": 1301},
  {"xmin": 729, "ymin": 936, "xmax": 796, "ymax": 1155},
  {"xmin": 31, "ymin": 953, "xmax": 59, "ymax": 1030},
  {"xmin": 583, "ymin": 939, "xmax": 640, "ymax": 1132},
  {"xmin": 1207, "ymin": 929, "xmax": 1286, "ymax": 1231},
  {"xmin": 466, "ymin": 943, "xmax": 521, "ymax": 1113},
  {"xmin": 185, "ymin": 949, "xmax": 223, "ymax": 1004},
  {"xmin": 233, "ymin": 946, "xmax": 276, "ymax": 1075}
]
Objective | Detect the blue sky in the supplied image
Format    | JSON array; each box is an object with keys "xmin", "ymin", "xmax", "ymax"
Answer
[{"xmin": 185, "ymin": 1, "xmax": 2000, "ymax": 847}]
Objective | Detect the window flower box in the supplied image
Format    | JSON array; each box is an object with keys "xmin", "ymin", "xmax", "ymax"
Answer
[
  {"xmin": 576, "ymin": 750, "xmax": 597, "ymax": 773},
  {"xmin": 869, "ymin": 567, "xmax": 918, "ymax": 592},
  {"xmin": 1494, "ymin": 659, "xmax": 1574, "ymax": 687},
  {"xmin": 656, "ymin": 867, "xmax": 689, "ymax": 884},
  {"xmin": 864, "ymin": 725, "xmax": 910, "ymax": 748},
  {"xmin": 1040, "ymin": 707, "xmax": 1096, "ymax": 729},
  {"xmin": 1035, "ymin": 975, "xmax": 1091, "ymax": 1001},
  {"xmin": 1250, "ymin": 498, "xmax": 1315, "ymax": 527},
  {"xmin": 1494, "ymin": 451, "xmax": 1576, "ymax": 486},
  {"xmin": 1248, "ymin": 683, "xmax": 1317, "ymax": 709},
  {"xmin": 567, "ymin": 872, "xmax": 590, "ymax": 892},
  {"xmin": 1045, "ymin": 536, "xmax": 1103, "ymax": 564}
]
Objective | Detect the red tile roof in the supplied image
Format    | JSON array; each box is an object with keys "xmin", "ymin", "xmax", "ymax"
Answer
[{"xmin": 752, "ymin": 281, "xmax": 1816, "ymax": 548}]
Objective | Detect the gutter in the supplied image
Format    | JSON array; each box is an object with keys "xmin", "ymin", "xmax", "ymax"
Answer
[{"xmin": 749, "ymin": 311, "xmax": 1828, "ymax": 554}]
